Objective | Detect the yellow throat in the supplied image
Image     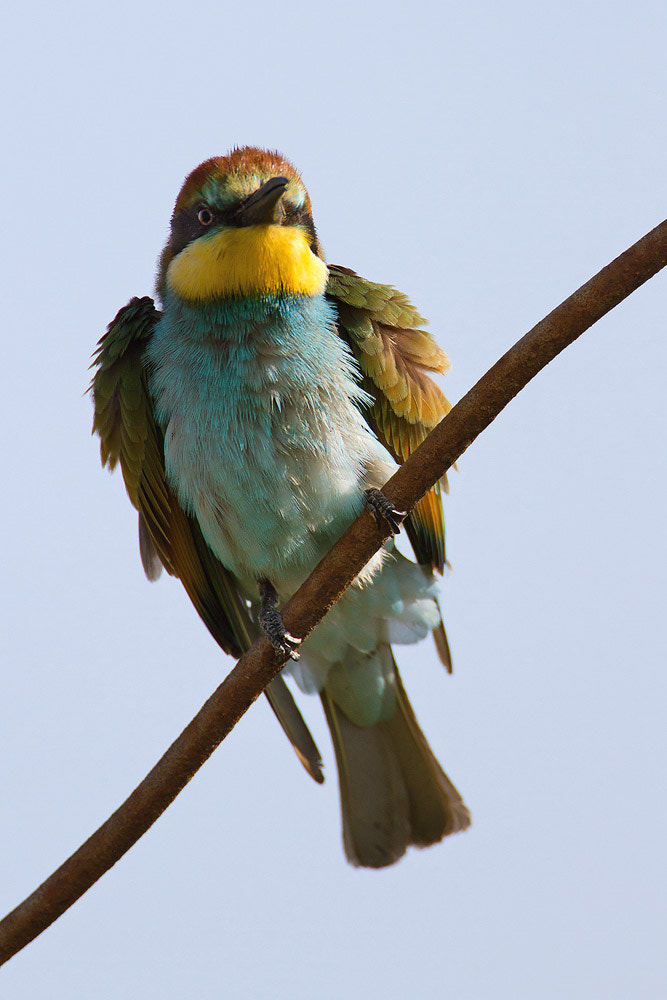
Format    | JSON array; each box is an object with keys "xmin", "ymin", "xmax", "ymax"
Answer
[{"xmin": 166, "ymin": 224, "xmax": 328, "ymax": 301}]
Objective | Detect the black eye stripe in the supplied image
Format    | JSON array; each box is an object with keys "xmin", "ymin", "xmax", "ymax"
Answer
[{"xmin": 168, "ymin": 203, "xmax": 320, "ymax": 258}]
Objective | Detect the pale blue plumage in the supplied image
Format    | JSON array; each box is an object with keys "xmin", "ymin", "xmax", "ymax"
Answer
[
  {"xmin": 147, "ymin": 288, "xmax": 440, "ymax": 720},
  {"xmin": 149, "ymin": 291, "xmax": 380, "ymax": 587}
]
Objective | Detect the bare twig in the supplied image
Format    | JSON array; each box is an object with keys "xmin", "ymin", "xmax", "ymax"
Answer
[{"xmin": 1, "ymin": 219, "xmax": 666, "ymax": 965}]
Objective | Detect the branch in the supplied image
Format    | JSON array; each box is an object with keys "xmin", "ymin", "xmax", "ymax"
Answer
[{"xmin": 2, "ymin": 219, "xmax": 666, "ymax": 965}]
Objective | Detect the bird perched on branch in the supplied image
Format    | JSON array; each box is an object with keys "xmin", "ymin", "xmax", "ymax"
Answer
[{"xmin": 92, "ymin": 146, "xmax": 470, "ymax": 867}]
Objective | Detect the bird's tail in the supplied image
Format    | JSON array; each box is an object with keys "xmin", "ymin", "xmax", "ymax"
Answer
[{"xmin": 321, "ymin": 657, "xmax": 470, "ymax": 868}]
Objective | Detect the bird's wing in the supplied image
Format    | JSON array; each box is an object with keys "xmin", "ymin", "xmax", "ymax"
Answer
[
  {"xmin": 91, "ymin": 296, "xmax": 324, "ymax": 782},
  {"xmin": 327, "ymin": 265, "xmax": 451, "ymax": 573}
]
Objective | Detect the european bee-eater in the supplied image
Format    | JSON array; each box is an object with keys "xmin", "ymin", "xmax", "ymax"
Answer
[{"xmin": 92, "ymin": 146, "xmax": 470, "ymax": 867}]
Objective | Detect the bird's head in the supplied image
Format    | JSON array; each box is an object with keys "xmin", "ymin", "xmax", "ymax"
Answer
[{"xmin": 157, "ymin": 147, "xmax": 327, "ymax": 303}]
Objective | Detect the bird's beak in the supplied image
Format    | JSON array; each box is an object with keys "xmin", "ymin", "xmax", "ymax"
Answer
[{"xmin": 236, "ymin": 176, "xmax": 290, "ymax": 226}]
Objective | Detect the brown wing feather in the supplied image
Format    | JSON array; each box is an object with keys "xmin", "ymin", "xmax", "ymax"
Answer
[
  {"xmin": 327, "ymin": 266, "xmax": 451, "ymax": 572},
  {"xmin": 92, "ymin": 297, "xmax": 243, "ymax": 655}
]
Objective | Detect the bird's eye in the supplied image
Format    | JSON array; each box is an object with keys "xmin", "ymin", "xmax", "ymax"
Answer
[{"xmin": 198, "ymin": 208, "xmax": 213, "ymax": 226}]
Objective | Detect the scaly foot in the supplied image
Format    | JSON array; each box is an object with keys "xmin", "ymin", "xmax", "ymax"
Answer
[
  {"xmin": 258, "ymin": 578, "xmax": 302, "ymax": 661},
  {"xmin": 363, "ymin": 488, "xmax": 406, "ymax": 535}
]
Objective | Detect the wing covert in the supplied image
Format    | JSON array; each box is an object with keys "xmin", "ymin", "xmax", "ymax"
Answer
[{"xmin": 327, "ymin": 266, "xmax": 451, "ymax": 572}]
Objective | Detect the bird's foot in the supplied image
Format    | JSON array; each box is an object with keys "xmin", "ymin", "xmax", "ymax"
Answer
[
  {"xmin": 363, "ymin": 488, "xmax": 406, "ymax": 535},
  {"xmin": 258, "ymin": 578, "xmax": 302, "ymax": 661}
]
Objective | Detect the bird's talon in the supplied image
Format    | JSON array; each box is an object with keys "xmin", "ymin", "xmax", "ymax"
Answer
[
  {"xmin": 363, "ymin": 488, "xmax": 406, "ymax": 536},
  {"xmin": 258, "ymin": 579, "xmax": 302, "ymax": 662},
  {"xmin": 269, "ymin": 627, "xmax": 302, "ymax": 662}
]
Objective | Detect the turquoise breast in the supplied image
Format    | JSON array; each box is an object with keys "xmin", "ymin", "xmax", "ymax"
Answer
[{"xmin": 146, "ymin": 291, "xmax": 383, "ymax": 592}]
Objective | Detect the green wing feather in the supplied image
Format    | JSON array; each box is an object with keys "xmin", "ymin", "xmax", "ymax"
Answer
[
  {"xmin": 326, "ymin": 265, "xmax": 451, "ymax": 573},
  {"xmin": 91, "ymin": 296, "xmax": 324, "ymax": 782}
]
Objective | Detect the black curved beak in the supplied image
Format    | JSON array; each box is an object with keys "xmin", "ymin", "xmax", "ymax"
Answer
[{"xmin": 236, "ymin": 176, "xmax": 289, "ymax": 226}]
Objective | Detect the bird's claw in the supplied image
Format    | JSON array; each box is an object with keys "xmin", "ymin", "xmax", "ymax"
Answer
[
  {"xmin": 258, "ymin": 578, "xmax": 302, "ymax": 661},
  {"xmin": 363, "ymin": 488, "xmax": 407, "ymax": 535},
  {"xmin": 262, "ymin": 613, "xmax": 302, "ymax": 661}
]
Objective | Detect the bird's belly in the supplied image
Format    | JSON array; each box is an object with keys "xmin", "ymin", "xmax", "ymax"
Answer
[{"xmin": 163, "ymin": 401, "xmax": 368, "ymax": 594}]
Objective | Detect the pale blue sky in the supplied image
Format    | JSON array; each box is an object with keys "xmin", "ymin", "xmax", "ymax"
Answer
[{"xmin": 1, "ymin": 1, "xmax": 666, "ymax": 997}]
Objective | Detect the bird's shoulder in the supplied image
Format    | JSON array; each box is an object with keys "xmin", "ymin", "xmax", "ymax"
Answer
[{"xmin": 91, "ymin": 295, "xmax": 162, "ymax": 507}]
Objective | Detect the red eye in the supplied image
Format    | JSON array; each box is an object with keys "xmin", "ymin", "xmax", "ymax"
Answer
[{"xmin": 198, "ymin": 208, "xmax": 213, "ymax": 226}]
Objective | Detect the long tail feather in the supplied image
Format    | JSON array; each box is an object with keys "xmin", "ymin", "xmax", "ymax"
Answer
[
  {"xmin": 432, "ymin": 604, "xmax": 453, "ymax": 674},
  {"xmin": 322, "ymin": 658, "xmax": 469, "ymax": 867},
  {"xmin": 266, "ymin": 676, "xmax": 324, "ymax": 784}
]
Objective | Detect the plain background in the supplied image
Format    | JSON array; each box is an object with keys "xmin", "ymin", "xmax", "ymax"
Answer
[{"xmin": 1, "ymin": 1, "xmax": 665, "ymax": 997}]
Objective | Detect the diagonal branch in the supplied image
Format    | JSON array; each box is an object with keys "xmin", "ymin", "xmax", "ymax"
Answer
[{"xmin": 1, "ymin": 218, "xmax": 666, "ymax": 965}]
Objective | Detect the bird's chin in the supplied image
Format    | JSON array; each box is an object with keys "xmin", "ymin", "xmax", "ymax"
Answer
[{"xmin": 166, "ymin": 225, "xmax": 328, "ymax": 302}]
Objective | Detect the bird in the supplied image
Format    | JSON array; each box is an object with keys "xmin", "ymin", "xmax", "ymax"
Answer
[{"xmin": 91, "ymin": 145, "xmax": 471, "ymax": 867}]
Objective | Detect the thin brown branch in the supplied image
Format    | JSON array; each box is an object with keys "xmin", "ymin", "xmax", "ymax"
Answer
[{"xmin": 1, "ymin": 219, "xmax": 666, "ymax": 965}]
